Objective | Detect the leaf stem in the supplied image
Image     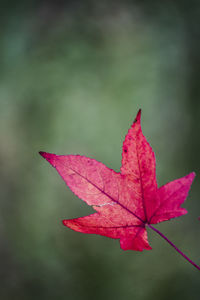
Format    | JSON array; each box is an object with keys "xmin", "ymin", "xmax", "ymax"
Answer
[{"xmin": 148, "ymin": 224, "xmax": 200, "ymax": 271}]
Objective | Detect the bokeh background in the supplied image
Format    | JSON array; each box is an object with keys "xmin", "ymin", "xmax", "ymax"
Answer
[{"xmin": 1, "ymin": 1, "xmax": 200, "ymax": 299}]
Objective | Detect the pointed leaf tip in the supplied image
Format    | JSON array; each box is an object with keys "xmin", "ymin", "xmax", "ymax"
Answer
[
  {"xmin": 39, "ymin": 151, "xmax": 56, "ymax": 167},
  {"xmin": 39, "ymin": 151, "xmax": 45, "ymax": 157},
  {"xmin": 134, "ymin": 109, "xmax": 141, "ymax": 123},
  {"xmin": 39, "ymin": 151, "xmax": 48, "ymax": 159},
  {"xmin": 62, "ymin": 220, "xmax": 67, "ymax": 226}
]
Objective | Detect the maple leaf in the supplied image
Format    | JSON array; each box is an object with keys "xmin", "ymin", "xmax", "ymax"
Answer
[{"xmin": 40, "ymin": 110, "xmax": 199, "ymax": 270}]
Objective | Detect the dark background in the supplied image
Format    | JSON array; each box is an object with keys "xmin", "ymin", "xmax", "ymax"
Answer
[{"xmin": 0, "ymin": 1, "xmax": 200, "ymax": 299}]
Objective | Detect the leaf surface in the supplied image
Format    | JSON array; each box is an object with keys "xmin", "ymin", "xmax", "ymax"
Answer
[{"xmin": 40, "ymin": 110, "xmax": 195, "ymax": 251}]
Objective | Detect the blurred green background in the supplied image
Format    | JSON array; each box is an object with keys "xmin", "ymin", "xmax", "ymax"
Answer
[{"xmin": 0, "ymin": 1, "xmax": 200, "ymax": 299}]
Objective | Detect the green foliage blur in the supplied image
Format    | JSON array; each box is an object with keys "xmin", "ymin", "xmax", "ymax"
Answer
[{"xmin": 0, "ymin": 1, "xmax": 200, "ymax": 299}]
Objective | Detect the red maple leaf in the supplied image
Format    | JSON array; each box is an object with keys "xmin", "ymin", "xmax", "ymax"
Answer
[{"xmin": 40, "ymin": 110, "xmax": 199, "ymax": 270}]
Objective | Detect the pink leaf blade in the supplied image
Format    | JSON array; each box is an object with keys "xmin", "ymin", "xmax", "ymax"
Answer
[
  {"xmin": 39, "ymin": 152, "xmax": 146, "ymax": 223},
  {"xmin": 120, "ymin": 110, "xmax": 157, "ymax": 221},
  {"xmin": 63, "ymin": 214, "xmax": 141, "ymax": 236},
  {"xmin": 40, "ymin": 152, "xmax": 121, "ymax": 207},
  {"xmin": 63, "ymin": 215, "xmax": 151, "ymax": 251},
  {"xmin": 150, "ymin": 172, "xmax": 195, "ymax": 224}
]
